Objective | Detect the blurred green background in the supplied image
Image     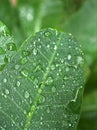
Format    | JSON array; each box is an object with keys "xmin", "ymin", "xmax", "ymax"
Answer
[{"xmin": 0, "ymin": 0, "xmax": 97, "ymax": 129}]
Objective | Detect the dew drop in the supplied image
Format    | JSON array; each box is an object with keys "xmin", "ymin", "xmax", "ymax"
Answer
[
  {"xmin": 5, "ymin": 89, "xmax": 9, "ymax": 95},
  {"xmin": 16, "ymin": 81, "xmax": 20, "ymax": 87},
  {"xmin": 46, "ymin": 77, "xmax": 53, "ymax": 84},
  {"xmin": 33, "ymin": 48, "xmax": 37, "ymax": 55},
  {"xmin": 21, "ymin": 70, "xmax": 28, "ymax": 77},
  {"xmin": 38, "ymin": 88, "xmax": 42, "ymax": 94},
  {"xmin": 66, "ymin": 67, "xmax": 69, "ymax": 72},
  {"xmin": 44, "ymin": 31, "xmax": 50, "ymax": 37},
  {"xmin": 77, "ymin": 56, "xmax": 83, "ymax": 65},
  {"xmin": 54, "ymin": 45, "xmax": 57, "ymax": 50},
  {"xmin": 21, "ymin": 57, "xmax": 27, "ymax": 64},
  {"xmin": 7, "ymin": 43, "xmax": 17, "ymax": 51},
  {"xmin": 67, "ymin": 54, "xmax": 71, "ymax": 60},
  {"xmin": 69, "ymin": 124, "xmax": 72, "ymax": 127},
  {"xmin": 25, "ymin": 91, "xmax": 29, "ymax": 99},
  {"xmin": 3, "ymin": 78, "xmax": 7, "ymax": 83},
  {"xmin": 38, "ymin": 95, "xmax": 45, "ymax": 104},
  {"xmin": 51, "ymin": 65, "xmax": 55, "ymax": 70},
  {"xmin": 15, "ymin": 64, "xmax": 19, "ymax": 70},
  {"xmin": 47, "ymin": 44, "xmax": 50, "ymax": 48},
  {"xmin": 52, "ymin": 86, "xmax": 56, "ymax": 92},
  {"xmin": 22, "ymin": 50, "xmax": 30, "ymax": 56},
  {"xmin": 47, "ymin": 107, "xmax": 50, "ymax": 113}
]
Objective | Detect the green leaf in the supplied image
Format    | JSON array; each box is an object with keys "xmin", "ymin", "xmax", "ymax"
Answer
[
  {"xmin": 63, "ymin": 0, "xmax": 97, "ymax": 66},
  {"xmin": 0, "ymin": 0, "xmax": 26, "ymax": 46},
  {"xmin": 0, "ymin": 21, "xmax": 17, "ymax": 72},
  {"xmin": 0, "ymin": 27, "xmax": 85, "ymax": 129}
]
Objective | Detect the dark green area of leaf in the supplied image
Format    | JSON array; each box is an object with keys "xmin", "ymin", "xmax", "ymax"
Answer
[{"xmin": 0, "ymin": 27, "xmax": 85, "ymax": 130}]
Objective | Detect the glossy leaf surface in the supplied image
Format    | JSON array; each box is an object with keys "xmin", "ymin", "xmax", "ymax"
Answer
[{"xmin": 0, "ymin": 27, "xmax": 85, "ymax": 130}]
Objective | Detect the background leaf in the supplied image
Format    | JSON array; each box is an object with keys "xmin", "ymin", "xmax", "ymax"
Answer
[
  {"xmin": 63, "ymin": 0, "xmax": 97, "ymax": 66},
  {"xmin": 0, "ymin": 21, "xmax": 17, "ymax": 72},
  {"xmin": 0, "ymin": 28, "xmax": 85, "ymax": 130}
]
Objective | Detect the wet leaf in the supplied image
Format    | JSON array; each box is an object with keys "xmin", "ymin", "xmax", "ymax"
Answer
[
  {"xmin": 0, "ymin": 21, "xmax": 17, "ymax": 72},
  {"xmin": 0, "ymin": 27, "xmax": 85, "ymax": 130}
]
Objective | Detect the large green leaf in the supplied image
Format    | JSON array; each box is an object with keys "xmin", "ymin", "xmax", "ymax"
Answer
[
  {"xmin": 0, "ymin": 25, "xmax": 85, "ymax": 129},
  {"xmin": 63, "ymin": 0, "xmax": 97, "ymax": 66}
]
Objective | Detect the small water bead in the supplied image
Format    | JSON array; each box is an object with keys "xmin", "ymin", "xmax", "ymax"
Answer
[
  {"xmin": 15, "ymin": 64, "xmax": 19, "ymax": 70},
  {"xmin": 33, "ymin": 48, "xmax": 37, "ymax": 55},
  {"xmin": 52, "ymin": 86, "xmax": 56, "ymax": 93},
  {"xmin": 64, "ymin": 76, "xmax": 68, "ymax": 80},
  {"xmin": 21, "ymin": 57, "xmax": 27, "ymax": 64},
  {"xmin": 44, "ymin": 31, "xmax": 50, "ymax": 37},
  {"xmin": 54, "ymin": 45, "xmax": 57, "ymax": 50},
  {"xmin": 47, "ymin": 44, "xmax": 50, "ymax": 48},
  {"xmin": 66, "ymin": 67, "xmax": 69, "ymax": 72},
  {"xmin": 46, "ymin": 107, "xmax": 50, "ymax": 113},
  {"xmin": 67, "ymin": 54, "xmax": 71, "ymax": 60},
  {"xmin": 16, "ymin": 81, "xmax": 20, "ymax": 87},
  {"xmin": 38, "ymin": 88, "xmax": 42, "ymax": 94},
  {"xmin": 24, "ymin": 110, "xmax": 27, "ymax": 114},
  {"xmin": 7, "ymin": 43, "xmax": 17, "ymax": 51},
  {"xmin": 77, "ymin": 56, "xmax": 83, "ymax": 65},
  {"xmin": 3, "ymin": 78, "xmax": 7, "ymax": 83},
  {"xmin": 5, "ymin": 89, "xmax": 9, "ymax": 95},
  {"xmin": 21, "ymin": 70, "xmax": 28, "ymax": 77},
  {"xmin": 25, "ymin": 91, "xmax": 30, "ymax": 99},
  {"xmin": 46, "ymin": 77, "xmax": 53, "ymax": 84},
  {"xmin": 22, "ymin": 50, "xmax": 30, "ymax": 56},
  {"xmin": 69, "ymin": 124, "xmax": 72, "ymax": 127},
  {"xmin": 51, "ymin": 65, "xmax": 55, "ymax": 70},
  {"xmin": 38, "ymin": 95, "xmax": 45, "ymax": 104}
]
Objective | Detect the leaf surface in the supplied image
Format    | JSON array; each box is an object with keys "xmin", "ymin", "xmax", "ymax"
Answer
[
  {"xmin": 0, "ymin": 21, "xmax": 17, "ymax": 72},
  {"xmin": 0, "ymin": 27, "xmax": 85, "ymax": 130}
]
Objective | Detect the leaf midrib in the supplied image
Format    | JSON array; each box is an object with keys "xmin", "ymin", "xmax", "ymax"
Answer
[{"xmin": 23, "ymin": 35, "xmax": 61, "ymax": 130}]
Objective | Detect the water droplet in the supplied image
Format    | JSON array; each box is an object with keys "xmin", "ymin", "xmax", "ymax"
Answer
[
  {"xmin": 33, "ymin": 48, "xmax": 37, "ymax": 55},
  {"xmin": 21, "ymin": 57, "xmax": 27, "ymax": 64},
  {"xmin": 22, "ymin": 50, "xmax": 30, "ymax": 56},
  {"xmin": 44, "ymin": 31, "xmax": 50, "ymax": 37},
  {"xmin": 54, "ymin": 45, "xmax": 57, "ymax": 50},
  {"xmin": 5, "ymin": 89, "xmax": 9, "ymax": 95},
  {"xmin": 38, "ymin": 95, "xmax": 45, "ymax": 104},
  {"xmin": 46, "ymin": 77, "xmax": 53, "ymax": 84},
  {"xmin": 51, "ymin": 65, "xmax": 55, "ymax": 70},
  {"xmin": 64, "ymin": 76, "xmax": 68, "ymax": 80},
  {"xmin": 52, "ymin": 86, "xmax": 56, "ymax": 92},
  {"xmin": 24, "ymin": 110, "xmax": 27, "ymax": 114},
  {"xmin": 7, "ymin": 43, "xmax": 17, "ymax": 51},
  {"xmin": 69, "ymin": 124, "xmax": 72, "ymax": 127},
  {"xmin": 25, "ymin": 91, "xmax": 29, "ymax": 99},
  {"xmin": 67, "ymin": 54, "xmax": 71, "ymax": 60},
  {"xmin": 47, "ymin": 44, "xmax": 50, "ymax": 48},
  {"xmin": 77, "ymin": 56, "xmax": 83, "ymax": 65},
  {"xmin": 47, "ymin": 107, "xmax": 50, "ymax": 113},
  {"xmin": 3, "ymin": 78, "xmax": 7, "ymax": 83},
  {"xmin": 21, "ymin": 70, "xmax": 28, "ymax": 77},
  {"xmin": 38, "ymin": 88, "xmax": 42, "ymax": 94},
  {"xmin": 16, "ymin": 81, "xmax": 20, "ymax": 87},
  {"xmin": 15, "ymin": 64, "xmax": 19, "ymax": 70},
  {"xmin": 66, "ymin": 67, "xmax": 69, "ymax": 72}
]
